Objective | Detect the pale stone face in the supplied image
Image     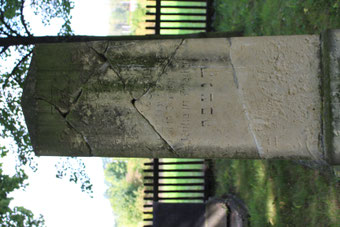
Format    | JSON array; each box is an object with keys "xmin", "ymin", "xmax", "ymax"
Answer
[
  {"xmin": 229, "ymin": 35, "xmax": 322, "ymax": 160},
  {"xmin": 22, "ymin": 35, "xmax": 325, "ymax": 162},
  {"xmin": 134, "ymin": 38, "xmax": 258, "ymax": 158},
  {"xmin": 134, "ymin": 36, "xmax": 322, "ymax": 161}
]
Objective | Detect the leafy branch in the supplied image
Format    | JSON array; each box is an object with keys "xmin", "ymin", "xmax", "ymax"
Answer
[
  {"xmin": 20, "ymin": 0, "xmax": 32, "ymax": 37},
  {"xmin": 0, "ymin": 2, "xmax": 93, "ymax": 220},
  {"xmin": 3, "ymin": 49, "xmax": 33, "ymax": 88}
]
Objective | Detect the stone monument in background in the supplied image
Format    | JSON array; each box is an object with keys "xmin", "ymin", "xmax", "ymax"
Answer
[{"xmin": 21, "ymin": 30, "xmax": 340, "ymax": 165}]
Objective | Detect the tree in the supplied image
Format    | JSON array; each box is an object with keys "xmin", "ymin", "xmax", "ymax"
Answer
[
  {"xmin": 104, "ymin": 159, "xmax": 145, "ymax": 227},
  {"xmin": 1, "ymin": 0, "xmax": 72, "ymax": 164},
  {"xmin": 0, "ymin": 0, "xmax": 92, "ymax": 225},
  {"xmin": 0, "ymin": 162, "xmax": 44, "ymax": 226}
]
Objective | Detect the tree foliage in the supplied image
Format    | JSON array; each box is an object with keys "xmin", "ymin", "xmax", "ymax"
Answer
[
  {"xmin": 104, "ymin": 159, "xmax": 145, "ymax": 227},
  {"xmin": 0, "ymin": 0, "xmax": 73, "ymax": 167},
  {"xmin": 0, "ymin": 161, "xmax": 44, "ymax": 226},
  {"xmin": 0, "ymin": 0, "xmax": 93, "ymax": 225}
]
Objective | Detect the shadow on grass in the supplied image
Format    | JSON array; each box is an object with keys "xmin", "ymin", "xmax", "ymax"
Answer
[{"xmin": 213, "ymin": 159, "xmax": 339, "ymax": 226}]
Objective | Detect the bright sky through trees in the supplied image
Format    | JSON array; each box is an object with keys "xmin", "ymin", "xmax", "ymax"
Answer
[{"xmin": 3, "ymin": 0, "xmax": 116, "ymax": 226}]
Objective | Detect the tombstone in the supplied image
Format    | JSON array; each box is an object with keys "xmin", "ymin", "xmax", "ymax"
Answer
[{"xmin": 21, "ymin": 30, "xmax": 340, "ymax": 165}]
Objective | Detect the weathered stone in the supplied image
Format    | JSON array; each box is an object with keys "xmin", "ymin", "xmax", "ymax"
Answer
[{"xmin": 21, "ymin": 31, "xmax": 340, "ymax": 164}]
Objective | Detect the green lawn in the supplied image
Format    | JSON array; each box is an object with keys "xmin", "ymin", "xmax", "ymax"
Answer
[
  {"xmin": 213, "ymin": 0, "xmax": 340, "ymax": 36},
  {"xmin": 212, "ymin": 1, "xmax": 340, "ymax": 226},
  {"xmin": 214, "ymin": 160, "xmax": 339, "ymax": 226}
]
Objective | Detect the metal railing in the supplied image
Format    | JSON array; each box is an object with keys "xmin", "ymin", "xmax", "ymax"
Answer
[
  {"xmin": 145, "ymin": 0, "xmax": 214, "ymax": 35},
  {"xmin": 143, "ymin": 159, "xmax": 213, "ymax": 227}
]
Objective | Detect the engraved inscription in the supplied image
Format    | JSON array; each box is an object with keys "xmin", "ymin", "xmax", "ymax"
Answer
[
  {"xmin": 200, "ymin": 68, "xmax": 214, "ymax": 128},
  {"xmin": 180, "ymin": 100, "xmax": 190, "ymax": 142}
]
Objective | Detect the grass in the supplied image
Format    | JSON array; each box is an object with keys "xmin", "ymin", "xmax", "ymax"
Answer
[
  {"xmin": 214, "ymin": 159, "xmax": 340, "ymax": 226},
  {"xmin": 213, "ymin": 0, "xmax": 340, "ymax": 36}
]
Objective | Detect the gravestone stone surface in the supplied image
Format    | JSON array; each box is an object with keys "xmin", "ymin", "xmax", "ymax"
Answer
[{"xmin": 21, "ymin": 30, "xmax": 340, "ymax": 165}]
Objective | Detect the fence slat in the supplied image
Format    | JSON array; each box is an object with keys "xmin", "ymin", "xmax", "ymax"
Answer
[
  {"xmin": 145, "ymin": 176, "xmax": 204, "ymax": 179},
  {"xmin": 153, "ymin": 158, "xmax": 159, "ymax": 201},
  {"xmin": 144, "ymin": 169, "xmax": 203, "ymax": 172},
  {"xmin": 146, "ymin": 20, "xmax": 206, "ymax": 23},
  {"xmin": 155, "ymin": 0, "xmax": 161, "ymax": 34},
  {"xmin": 144, "ymin": 161, "xmax": 204, "ymax": 165},
  {"xmin": 206, "ymin": 0, "xmax": 214, "ymax": 31},
  {"xmin": 159, "ymin": 197, "xmax": 205, "ymax": 200},
  {"xmin": 145, "ymin": 190, "xmax": 205, "ymax": 193},
  {"xmin": 146, "ymin": 5, "xmax": 206, "ymax": 9},
  {"xmin": 144, "ymin": 183, "xmax": 204, "ymax": 186},
  {"xmin": 146, "ymin": 12, "xmax": 206, "ymax": 16},
  {"xmin": 144, "ymin": 176, "xmax": 204, "ymax": 180},
  {"xmin": 146, "ymin": 27, "xmax": 205, "ymax": 30},
  {"xmin": 144, "ymin": 162, "xmax": 154, "ymax": 166},
  {"xmin": 144, "ymin": 197, "xmax": 205, "ymax": 200}
]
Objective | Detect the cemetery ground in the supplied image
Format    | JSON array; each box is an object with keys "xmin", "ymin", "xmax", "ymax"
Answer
[
  {"xmin": 214, "ymin": 160, "xmax": 339, "ymax": 226},
  {"xmin": 213, "ymin": 0, "xmax": 340, "ymax": 36},
  {"xmin": 212, "ymin": 0, "xmax": 340, "ymax": 226}
]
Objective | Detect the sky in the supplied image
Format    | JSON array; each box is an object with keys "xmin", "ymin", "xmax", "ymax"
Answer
[{"xmin": 2, "ymin": 0, "xmax": 117, "ymax": 226}]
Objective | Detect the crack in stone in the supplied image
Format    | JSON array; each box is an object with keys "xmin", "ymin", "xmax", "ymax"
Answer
[
  {"xmin": 36, "ymin": 96, "xmax": 93, "ymax": 156},
  {"xmin": 135, "ymin": 39, "xmax": 185, "ymax": 100},
  {"xmin": 227, "ymin": 38, "xmax": 239, "ymax": 88},
  {"xmin": 87, "ymin": 41, "xmax": 110, "ymax": 60},
  {"xmin": 89, "ymin": 46, "xmax": 126, "ymax": 87},
  {"xmin": 65, "ymin": 119, "xmax": 93, "ymax": 156},
  {"xmin": 103, "ymin": 41, "xmax": 110, "ymax": 54},
  {"xmin": 37, "ymin": 88, "xmax": 83, "ymax": 118},
  {"xmin": 86, "ymin": 40, "xmax": 185, "ymax": 157},
  {"xmin": 89, "ymin": 46, "xmax": 116, "ymax": 77},
  {"xmin": 36, "ymin": 97, "xmax": 68, "ymax": 117},
  {"xmin": 90, "ymin": 39, "xmax": 185, "ymax": 101},
  {"xmin": 73, "ymin": 89, "xmax": 83, "ymax": 104},
  {"xmin": 131, "ymin": 98, "xmax": 180, "ymax": 157},
  {"xmin": 64, "ymin": 88, "xmax": 83, "ymax": 116},
  {"xmin": 89, "ymin": 44, "xmax": 134, "ymax": 98},
  {"xmin": 106, "ymin": 60, "xmax": 137, "ymax": 99},
  {"xmin": 228, "ymin": 38, "xmax": 264, "ymax": 158},
  {"xmin": 107, "ymin": 60, "xmax": 127, "ymax": 89},
  {"xmin": 89, "ymin": 46, "xmax": 108, "ymax": 63}
]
